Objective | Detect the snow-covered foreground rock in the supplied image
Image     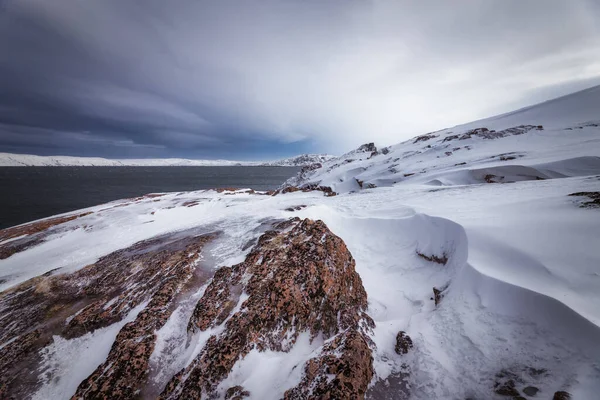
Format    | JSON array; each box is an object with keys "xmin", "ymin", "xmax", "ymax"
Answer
[{"xmin": 1, "ymin": 86, "xmax": 599, "ymax": 399}]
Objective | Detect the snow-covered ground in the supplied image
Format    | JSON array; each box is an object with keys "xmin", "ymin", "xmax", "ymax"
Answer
[
  {"xmin": 1, "ymin": 86, "xmax": 599, "ymax": 399},
  {"xmin": 0, "ymin": 153, "xmax": 334, "ymax": 167}
]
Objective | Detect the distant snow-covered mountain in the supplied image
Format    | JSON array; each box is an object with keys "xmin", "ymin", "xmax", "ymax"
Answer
[
  {"xmin": 0, "ymin": 153, "xmax": 335, "ymax": 167},
  {"xmin": 262, "ymin": 154, "xmax": 336, "ymax": 167},
  {"xmin": 286, "ymin": 84, "xmax": 600, "ymax": 192}
]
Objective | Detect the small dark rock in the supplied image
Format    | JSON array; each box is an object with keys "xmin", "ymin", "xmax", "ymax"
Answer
[
  {"xmin": 495, "ymin": 379, "xmax": 520, "ymax": 396},
  {"xmin": 484, "ymin": 174, "xmax": 498, "ymax": 183},
  {"xmin": 523, "ymin": 386, "xmax": 539, "ymax": 396},
  {"xmin": 432, "ymin": 287, "xmax": 443, "ymax": 306},
  {"xmin": 527, "ymin": 367, "xmax": 547, "ymax": 376},
  {"xmin": 395, "ymin": 331, "xmax": 413, "ymax": 355},
  {"xmin": 226, "ymin": 385, "xmax": 250, "ymax": 399},
  {"xmin": 553, "ymin": 391, "xmax": 571, "ymax": 400}
]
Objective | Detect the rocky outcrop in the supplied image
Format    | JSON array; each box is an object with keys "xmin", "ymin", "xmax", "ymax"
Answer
[
  {"xmin": 357, "ymin": 142, "xmax": 377, "ymax": 153},
  {"xmin": 569, "ymin": 191, "xmax": 600, "ymax": 208},
  {"xmin": 0, "ymin": 230, "xmax": 216, "ymax": 399},
  {"xmin": 161, "ymin": 218, "xmax": 374, "ymax": 399},
  {"xmin": 274, "ymin": 184, "xmax": 337, "ymax": 197},
  {"xmin": 0, "ymin": 211, "xmax": 93, "ymax": 259},
  {"xmin": 442, "ymin": 125, "xmax": 542, "ymax": 143}
]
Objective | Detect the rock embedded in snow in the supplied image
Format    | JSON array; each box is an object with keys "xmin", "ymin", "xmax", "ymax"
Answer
[
  {"xmin": 494, "ymin": 379, "xmax": 521, "ymax": 397},
  {"xmin": 568, "ymin": 191, "xmax": 600, "ymax": 208},
  {"xmin": 225, "ymin": 385, "xmax": 250, "ymax": 399},
  {"xmin": 394, "ymin": 331, "xmax": 413, "ymax": 355},
  {"xmin": 553, "ymin": 391, "xmax": 571, "ymax": 399},
  {"xmin": 522, "ymin": 385, "xmax": 539, "ymax": 396}
]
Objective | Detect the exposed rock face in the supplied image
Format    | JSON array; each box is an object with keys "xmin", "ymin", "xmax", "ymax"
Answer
[
  {"xmin": 357, "ymin": 142, "xmax": 377, "ymax": 153},
  {"xmin": 225, "ymin": 386, "xmax": 250, "ymax": 399},
  {"xmin": 0, "ymin": 230, "xmax": 216, "ymax": 399},
  {"xmin": 553, "ymin": 391, "xmax": 571, "ymax": 399},
  {"xmin": 432, "ymin": 287, "xmax": 443, "ymax": 306},
  {"xmin": 442, "ymin": 125, "xmax": 541, "ymax": 143},
  {"xmin": 161, "ymin": 218, "xmax": 374, "ymax": 399},
  {"xmin": 416, "ymin": 250, "xmax": 448, "ymax": 265},
  {"xmin": 395, "ymin": 331, "xmax": 413, "ymax": 355},
  {"xmin": 414, "ymin": 133, "xmax": 438, "ymax": 143},
  {"xmin": 494, "ymin": 379, "xmax": 520, "ymax": 396},
  {"xmin": 569, "ymin": 191, "xmax": 600, "ymax": 208},
  {"xmin": 0, "ymin": 211, "xmax": 92, "ymax": 259},
  {"xmin": 284, "ymin": 329, "xmax": 373, "ymax": 400},
  {"xmin": 275, "ymin": 184, "xmax": 337, "ymax": 197}
]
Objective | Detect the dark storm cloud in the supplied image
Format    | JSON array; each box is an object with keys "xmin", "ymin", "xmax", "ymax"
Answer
[{"xmin": 0, "ymin": 0, "xmax": 599, "ymax": 158}]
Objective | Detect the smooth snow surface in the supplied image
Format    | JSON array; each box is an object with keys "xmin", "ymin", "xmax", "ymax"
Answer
[{"xmin": 2, "ymin": 85, "xmax": 599, "ymax": 399}]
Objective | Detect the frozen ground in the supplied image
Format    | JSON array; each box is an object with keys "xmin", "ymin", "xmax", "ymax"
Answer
[{"xmin": 1, "ymin": 86, "xmax": 599, "ymax": 399}]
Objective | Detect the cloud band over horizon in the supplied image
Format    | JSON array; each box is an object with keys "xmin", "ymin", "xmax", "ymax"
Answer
[{"xmin": 1, "ymin": 0, "xmax": 599, "ymax": 159}]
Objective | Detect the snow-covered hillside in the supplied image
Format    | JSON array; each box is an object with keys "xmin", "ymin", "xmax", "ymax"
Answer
[
  {"xmin": 1, "ymin": 86, "xmax": 599, "ymax": 400},
  {"xmin": 0, "ymin": 153, "xmax": 334, "ymax": 167},
  {"xmin": 262, "ymin": 153, "xmax": 335, "ymax": 167},
  {"xmin": 287, "ymin": 85, "xmax": 600, "ymax": 193}
]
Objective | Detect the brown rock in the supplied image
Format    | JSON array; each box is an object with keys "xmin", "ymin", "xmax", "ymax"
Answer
[
  {"xmin": 395, "ymin": 331, "xmax": 413, "ymax": 355},
  {"xmin": 162, "ymin": 218, "xmax": 374, "ymax": 399},
  {"xmin": 284, "ymin": 329, "xmax": 373, "ymax": 400},
  {"xmin": 225, "ymin": 385, "xmax": 250, "ymax": 399},
  {"xmin": 0, "ymin": 230, "xmax": 216, "ymax": 399},
  {"xmin": 553, "ymin": 391, "xmax": 571, "ymax": 400},
  {"xmin": 0, "ymin": 212, "xmax": 93, "ymax": 259},
  {"xmin": 494, "ymin": 379, "xmax": 520, "ymax": 396}
]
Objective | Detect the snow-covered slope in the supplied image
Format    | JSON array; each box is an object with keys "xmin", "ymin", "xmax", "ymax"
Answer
[
  {"xmin": 0, "ymin": 153, "xmax": 335, "ymax": 167},
  {"xmin": 1, "ymin": 86, "xmax": 599, "ymax": 400},
  {"xmin": 262, "ymin": 153, "xmax": 335, "ymax": 166},
  {"xmin": 287, "ymin": 85, "xmax": 600, "ymax": 193}
]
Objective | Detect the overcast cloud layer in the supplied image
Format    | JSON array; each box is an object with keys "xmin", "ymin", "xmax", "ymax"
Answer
[{"xmin": 1, "ymin": 0, "xmax": 599, "ymax": 159}]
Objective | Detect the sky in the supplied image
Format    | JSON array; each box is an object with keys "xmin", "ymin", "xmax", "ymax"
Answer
[{"xmin": 0, "ymin": 0, "xmax": 599, "ymax": 160}]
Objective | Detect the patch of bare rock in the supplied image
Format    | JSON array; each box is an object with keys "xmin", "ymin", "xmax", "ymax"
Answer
[
  {"xmin": 0, "ymin": 211, "xmax": 93, "ymax": 259},
  {"xmin": 0, "ymin": 230, "xmax": 217, "ymax": 399},
  {"xmin": 569, "ymin": 191, "xmax": 600, "ymax": 208},
  {"xmin": 161, "ymin": 218, "xmax": 375, "ymax": 399}
]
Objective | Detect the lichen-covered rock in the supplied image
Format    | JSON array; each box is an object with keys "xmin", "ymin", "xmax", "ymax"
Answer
[
  {"xmin": 284, "ymin": 329, "xmax": 373, "ymax": 400},
  {"xmin": 0, "ymin": 212, "xmax": 92, "ymax": 259},
  {"xmin": 395, "ymin": 331, "xmax": 413, "ymax": 355},
  {"xmin": 0, "ymin": 230, "xmax": 216, "ymax": 399},
  {"xmin": 161, "ymin": 218, "xmax": 374, "ymax": 399},
  {"xmin": 225, "ymin": 385, "xmax": 250, "ymax": 399}
]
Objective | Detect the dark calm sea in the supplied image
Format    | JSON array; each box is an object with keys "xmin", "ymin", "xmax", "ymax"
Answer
[{"xmin": 0, "ymin": 166, "xmax": 300, "ymax": 230}]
